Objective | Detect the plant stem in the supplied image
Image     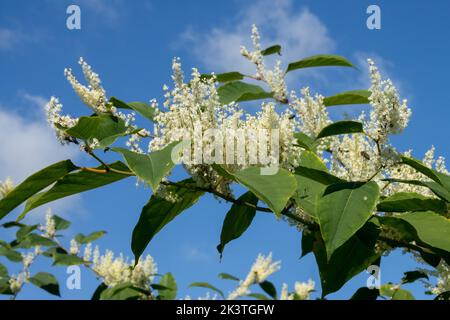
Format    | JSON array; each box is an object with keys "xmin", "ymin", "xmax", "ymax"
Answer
[{"xmin": 76, "ymin": 160, "xmax": 432, "ymax": 257}]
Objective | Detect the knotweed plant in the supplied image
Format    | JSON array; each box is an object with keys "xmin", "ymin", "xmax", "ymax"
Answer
[{"xmin": 1, "ymin": 25, "xmax": 450, "ymax": 300}]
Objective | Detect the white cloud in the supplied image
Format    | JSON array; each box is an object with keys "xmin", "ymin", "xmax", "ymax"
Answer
[
  {"xmin": 21, "ymin": 93, "xmax": 49, "ymax": 110},
  {"xmin": 0, "ymin": 26, "xmax": 47, "ymax": 53},
  {"xmin": 179, "ymin": 0, "xmax": 335, "ymax": 73},
  {"xmin": 180, "ymin": 244, "xmax": 213, "ymax": 263},
  {"xmin": 76, "ymin": 0, "xmax": 124, "ymax": 22},
  {"xmin": 0, "ymin": 28, "xmax": 23, "ymax": 51},
  {"xmin": 0, "ymin": 94, "xmax": 83, "ymax": 221}
]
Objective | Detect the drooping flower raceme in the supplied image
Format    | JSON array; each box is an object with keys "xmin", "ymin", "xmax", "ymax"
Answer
[
  {"xmin": 366, "ymin": 59, "xmax": 411, "ymax": 145},
  {"xmin": 86, "ymin": 246, "xmax": 157, "ymax": 289},
  {"xmin": 45, "ymin": 97, "xmax": 78, "ymax": 144},
  {"xmin": 227, "ymin": 253, "xmax": 280, "ymax": 300},
  {"xmin": 240, "ymin": 25, "xmax": 288, "ymax": 101},
  {"xmin": 385, "ymin": 146, "xmax": 449, "ymax": 197},
  {"xmin": 0, "ymin": 177, "xmax": 14, "ymax": 199},
  {"xmin": 279, "ymin": 280, "xmax": 315, "ymax": 300},
  {"xmin": 289, "ymin": 87, "xmax": 331, "ymax": 139},
  {"xmin": 149, "ymin": 58, "xmax": 300, "ymax": 196},
  {"xmin": 326, "ymin": 59, "xmax": 414, "ymax": 186},
  {"xmin": 43, "ymin": 211, "xmax": 56, "ymax": 239},
  {"xmin": 64, "ymin": 57, "xmax": 109, "ymax": 114}
]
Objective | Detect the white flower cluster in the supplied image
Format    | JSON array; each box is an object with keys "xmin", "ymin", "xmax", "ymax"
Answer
[
  {"xmin": 240, "ymin": 25, "xmax": 288, "ymax": 101},
  {"xmin": 227, "ymin": 253, "xmax": 280, "ymax": 300},
  {"xmin": 47, "ymin": 57, "xmax": 151, "ymax": 152},
  {"xmin": 64, "ymin": 57, "xmax": 109, "ymax": 113},
  {"xmin": 279, "ymin": 279, "xmax": 315, "ymax": 300},
  {"xmin": 150, "ymin": 57, "xmax": 299, "ymax": 196},
  {"xmin": 0, "ymin": 177, "xmax": 14, "ymax": 199},
  {"xmin": 428, "ymin": 260, "xmax": 450, "ymax": 296},
  {"xmin": 44, "ymin": 211, "xmax": 56, "ymax": 239},
  {"xmin": 325, "ymin": 59, "xmax": 425, "ymax": 188},
  {"xmin": 385, "ymin": 146, "xmax": 449, "ymax": 196},
  {"xmin": 329, "ymin": 129, "xmax": 381, "ymax": 182},
  {"xmin": 81, "ymin": 245, "xmax": 157, "ymax": 289},
  {"xmin": 366, "ymin": 59, "xmax": 411, "ymax": 144},
  {"xmin": 8, "ymin": 246, "xmax": 41, "ymax": 295},
  {"xmin": 289, "ymin": 87, "xmax": 331, "ymax": 138},
  {"xmin": 45, "ymin": 97, "xmax": 78, "ymax": 144}
]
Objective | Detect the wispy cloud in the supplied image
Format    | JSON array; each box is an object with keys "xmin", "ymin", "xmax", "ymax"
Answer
[
  {"xmin": 0, "ymin": 26, "xmax": 48, "ymax": 53},
  {"xmin": 76, "ymin": 0, "xmax": 124, "ymax": 23},
  {"xmin": 180, "ymin": 244, "xmax": 214, "ymax": 263},
  {"xmin": 0, "ymin": 94, "xmax": 83, "ymax": 221},
  {"xmin": 179, "ymin": 0, "xmax": 335, "ymax": 74},
  {"xmin": 0, "ymin": 28, "xmax": 24, "ymax": 51}
]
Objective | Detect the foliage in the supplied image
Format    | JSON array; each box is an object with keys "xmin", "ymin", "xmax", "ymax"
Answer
[{"xmin": 1, "ymin": 24, "xmax": 450, "ymax": 300}]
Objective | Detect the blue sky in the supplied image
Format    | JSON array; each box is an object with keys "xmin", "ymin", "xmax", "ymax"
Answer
[{"xmin": 0, "ymin": 0, "xmax": 449, "ymax": 300}]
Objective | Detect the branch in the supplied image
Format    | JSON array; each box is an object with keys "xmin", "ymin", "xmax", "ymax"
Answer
[
  {"xmin": 76, "ymin": 161, "xmax": 433, "ymax": 257},
  {"xmin": 162, "ymin": 180, "xmax": 434, "ymax": 256}
]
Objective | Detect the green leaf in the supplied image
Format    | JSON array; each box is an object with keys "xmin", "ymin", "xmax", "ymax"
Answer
[
  {"xmin": 377, "ymin": 216, "xmax": 418, "ymax": 244},
  {"xmin": 298, "ymin": 150, "xmax": 328, "ymax": 171},
  {"xmin": 189, "ymin": 282, "xmax": 224, "ymax": 299},
  {"xmin": 65, "ymin": 114, "xmax": 127, "ymax": 148},
  {"xmin": 230, "ymin": 167, "xmax": 297, "ymax": 217},
  {"xmin": 158, "ymin": 272, "xmax": 177, "ymax": 300},
  {"xmin": 1, "ymin": 221, "xmax": 24, "ymax": 229},
  {"xmin": 29, "ymin": 272, "xmax": 60, "ymax": 296},
  {"xmin": 218, "ymin": 273, "xmax": 240, "ymax": 281},
  {"xmin": 301, "ymin": 230, "xmax": 315, "ymax": 258},
  {"xmin": 0, "ymin": 278, "xmax": 13, "ymax": 295},
  {"xmin": 0, "ymin": 247, "xmax": 22, "ymax": 262},
  {"xmin": 259, "ymin": 281, "xmax": 277, "ymax": 299},
  {"xmin": 100, "ymin": 282, "xmax": 147, "ymax": 300},
  {"xmin": 316, "ymin": 121, "xmax": 364, "ymax": 139},
  {"xmin": 246, "ymin": 293, "xmax": 270, "ymax": 300},
  {"xmin": 19, "ymin": 161, "xmax": 131, "ymax": 219},
  {"xmin": 127, "ymin": 102, "xmax": 156, "ymax": 122},
  {"xmin": 53, "ymin": 215, "xmax": 71, "ymax": 231},
  {"xmin": 395, "ymin": 211, "xmax": 450, "ymax": 253},
  {"xmin": 377, "ymin": 192, "xmax": 447, "ymax": 213},
  {"xmin": 150, "ymin": 284, "xmax": 170, "ymax": 291},
  {"xmin": 217, "ymin": 192, "xmax": 258, "ymax": 256},
  {"xmin": 91, "ymin": 283, "xmax": 108, "ymax": 300},
  {"xmin": 16, "ymin": 234, "xmax": 56, "ymax": 249},
  {"xmin": 435, "ymin": 291, "xmax": 450, "ymax": 300},
  {"xmin": 113, "ymin": 141, "xmax": 185, "ymax": 192},
  {"xmin": 286, "ymin": 54, "xmax": 354, "ymax": 73},
  {"xmin": 131, "ymin": 179, "xmax": 203, "ymax": 261},
  {"xmin": 420, "ymin": 250, "xmax": 442, "ymax": 268},
  {"xmin": 401, "ymin": 271, "xmax": 429, "ymax": 284},
  {"xmin": 380, "ymin": 284, "xmax": 415, "ymax": 300},
  {"xmin": 201, "ymin": 72, "xmax": 245, "ymax": 83},
  {"xmin": 293, "ymin": 151, "xmax": 341, "ymax": 218},
  {"xmin": 384, "ymin": 178, "xmax": 450, "ymax": 203},
  {"xmin": 293, "ymin": 132, "xmax": 315, "ymax": 151},
  {"xmin": 401, "ymin": 156, "xmax": 444, "ymax": 184},
  {"xmin": 0, "ymin": 263, "xmax": 8, "ymax": 279},
  {"xmin": 313, "ymin": 222, "xmax": 380, "ymax": 296},
  {"xmin": 75, "ymin": 231, "xmax": 106, "ymax": 244},
  {"xmin": 350, "ymin": 287, "xmax": 379, "ymax": 300},
  {"xmin": 323, "ymin": 90, "xmax": 371, "ymax": 107},
  {"xmin": 53, "ymin": 253, "xmax": 85, "ymax": 266},
  {"xmin": 217, "ymin": 81, "xmax": 273, "ymax": 105},
  {"xmin": 294, "ymin": 167, "xmax": 344, "ymax": 186},
  {"xmin": 261, "ymin": 44, "xmax": 281, "ymax": 56},
  {"xmin": 317, "ymin": 181, "xmax": 380, "ymax": 259},
  {"xmin": 110, "ymin": 97, "xmax": 157, "ymax": 122},
  {"xmin": 0, "ymin": 160, "xmax": 77, "ymax": 220},
  {"xmin": 42, "ymin": 246, "xmax": 68, "ymax": 258},
  {"xmin": 16, "ymin": 224, "xmax": 38, "ymax": 239}
]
